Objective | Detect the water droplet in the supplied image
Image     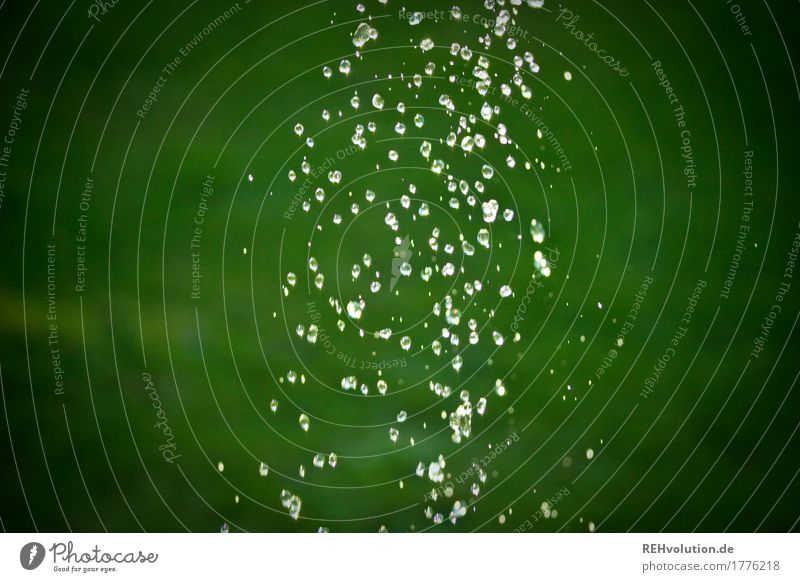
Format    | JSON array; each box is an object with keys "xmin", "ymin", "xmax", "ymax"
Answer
[
  {"xmin": 280, "ymin": 489, "xmax": 302, "ymax": 520},
  {"xmin": 450, "ymin": 501, "xmax": 467, "ymax": 524},
  {"xmin": 428, "ymin": 462, "xmax": 444, "ymax": 482},
  {"xmin": 482, "ymin": 199, "xmax": 499, "ymax": 223},
  {"xmin": 299, "ymin": 413, "xmax": 310, "ymax": 432},
  {"xmin": 420, "ymin": 140, "xmax": 432, "ymax": 159},
  {"xmin": 347, "ymin": 300, "xmax": 364, "ymax": 319},
  {"xmin": 534, "ymin": 250, "xmax": 551, "ymax": 277},
  {"xmin": 495, "ymin": 379, "xmax": 507, "ymax": 396},
  {"xmin": 530, "ymin": 219, "xmax": 545, "ymax": 243},
  {"xmin": 377, "ymin": 379, "xmax": 388, "ymax": 395},
  {"xmin": 352, "ymin": 22, "xmax": 378, "ymax": 48}
]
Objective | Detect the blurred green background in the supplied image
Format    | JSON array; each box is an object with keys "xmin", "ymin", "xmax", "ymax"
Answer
[{"xmin": 0, "ymin": 0, "xmax": 798, "ymax": 532}]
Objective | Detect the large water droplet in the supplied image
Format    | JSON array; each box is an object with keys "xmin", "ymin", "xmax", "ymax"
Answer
[
  {"xmin": 352, "ymin": 22, "xmax": 378, "ymax": 48},
  {"xmin": 347, "ymin": 300, "xmax": 364, "ymax": 319}
]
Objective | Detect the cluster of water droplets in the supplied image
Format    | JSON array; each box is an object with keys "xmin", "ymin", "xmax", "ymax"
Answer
[{"xmin": 254, "ymin": 0, "xmax": 557, "ymax": 528}]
